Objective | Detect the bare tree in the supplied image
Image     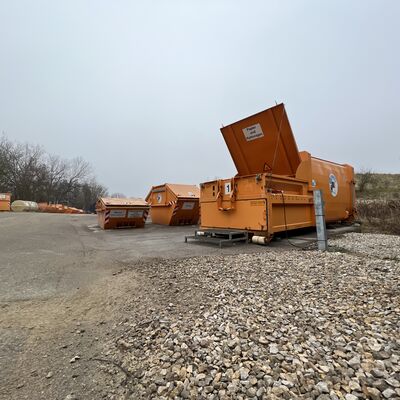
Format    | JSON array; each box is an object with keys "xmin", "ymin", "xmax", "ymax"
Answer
[
  {"xmin": 357, "ymin": 168, "xmax": 376, "ymax": 193},
  {"xmin": 68, "ymin": 157, "xmax": 92, "ymax": 186},
  {"xmin": 55, "ymin": 157, "xmax": 92, "ymax": 203},
  {"xmin": 0, "ymin": 135, "xmax": 13, "ymax": 190},
  {"xmin": 78, "ymin": 179, "xmax": 108, "ymax": 212},
  {"xmin": 44, "ymin": 155, "xmax": 68, "ymax": 203},
  {"xmin": 5, "ymin": 141, "xmax": 45, "ymax": 200},
  {"xmin": 0, "ymin": 135, "xmax": 107, "ymax": 208}
]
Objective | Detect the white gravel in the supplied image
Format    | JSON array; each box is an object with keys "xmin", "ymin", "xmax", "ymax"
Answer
[{"xmin": 100, "ymin": 234, "xmax": 400, "ymax": 399}]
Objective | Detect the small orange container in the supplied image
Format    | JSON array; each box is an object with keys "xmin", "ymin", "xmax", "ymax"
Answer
[
  {"xmin": 96, "ymin": 197, "xmax": 149, "ymax": 230},
  {"xmin": 146, "ymin": 184, "xmax": 200, "ymax": 226},
  {"xmin": 0, "ymin": 193, "xmax": 11, "ymax": 211}
]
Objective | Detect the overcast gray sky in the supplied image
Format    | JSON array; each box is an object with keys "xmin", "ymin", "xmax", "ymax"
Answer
[{"xmin": 1, "ymin": 1, "xmax": 399, "ymax": 197}]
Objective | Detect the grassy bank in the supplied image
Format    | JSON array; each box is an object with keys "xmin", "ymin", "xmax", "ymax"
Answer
[
  {"xmin": 356, "ymin": 173, "xmax": 400, "ymax": 200},
  {"xmin": 355, "ymin": 173, "xmax": 400, "ymax": 234}
]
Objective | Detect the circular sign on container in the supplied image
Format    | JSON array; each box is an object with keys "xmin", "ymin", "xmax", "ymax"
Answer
[{"xmin": 329, "ymin": 174, "xmax": 338, "ymax": 197}]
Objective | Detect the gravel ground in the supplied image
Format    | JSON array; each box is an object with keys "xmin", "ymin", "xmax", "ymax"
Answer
[
  {"xmin": 331, "ymin": 233, "xmax": 400, "ymax": 260},
  {"xmin": 100, "ymin": 234, "xmax": 400, "ymax": 400}
]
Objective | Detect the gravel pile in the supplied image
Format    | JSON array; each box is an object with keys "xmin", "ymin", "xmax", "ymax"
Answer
[
  {"xmin": 331, "ymin": 233, "xmax": 400, "ymax": 260},
  {"xmin": 101, "ymin": 239, "xmax": 400, "ymax": 399}
]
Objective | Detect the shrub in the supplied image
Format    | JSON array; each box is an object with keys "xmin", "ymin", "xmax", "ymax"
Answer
[{"xmin": 357, "ymin": 200, "xmax": 400, "ymax": 235}]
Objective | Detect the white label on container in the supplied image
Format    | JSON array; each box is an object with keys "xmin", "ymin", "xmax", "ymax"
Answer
[
  {"xmin": 182, "ymin": 202, "xmax": 195, "ymax": 210},
  {"xmin": 157, "ymin": 194, "xmax": 162, "ymax": 203},
  {"xmin": 224, "ymin": 182, "xmax": 232, "ymax": 194},
  {"xmin": 127, "ymin": 210, "xmax": 143, "ymax": 218},
  {"xmin": 329, "ymin": 174, "xmax": 338, "ymax": 197},
  {"xmin": 0, "ymin": 194, "xmax": 6, "ymax": 199},
  {"xmin": 242, "ymin": 123, "xmax": 264, "ymax": 141},
  {"xmin": 110, "ymin": 209, "xmax": 126, "ymax": 218}
]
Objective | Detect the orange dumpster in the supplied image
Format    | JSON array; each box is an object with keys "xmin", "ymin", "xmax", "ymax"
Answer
[
  {"xmin": 146, "ymin": 183, "xmax": 200, "ymax": 226},
  {"xmin": 200, "ymin": 103, "xmax": 355, "ymax": 241},
  {"xmin": 96, "ymin": 197, "xmax": 149, "ymax": 230},
  {"xmin": 0, "ymin": 193, "xmax": 11, "ymax": 211}
]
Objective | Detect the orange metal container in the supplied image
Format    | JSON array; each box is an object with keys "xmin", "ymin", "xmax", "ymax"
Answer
[
  {"xmin": 146, "ymin": 184, "xmax": 200, "ymax": 226},
  {"xmin": 96, "ymin": 197, "xmax": 149, "ymax": 230},
  {"xmin": 200, "ymin": 104, "xmax": 355, "ymax": 239},
  {"xmin": 0, "ymin": 193, "xmax": 11, "ymax": 211}
]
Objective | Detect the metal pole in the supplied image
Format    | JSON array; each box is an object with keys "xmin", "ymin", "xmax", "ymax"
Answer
[{"xmin": 313, "ymin": 189, "xmax": 328, "ymax": 251}]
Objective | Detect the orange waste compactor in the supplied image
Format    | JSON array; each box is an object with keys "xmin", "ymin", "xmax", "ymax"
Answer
[
  {"xmin": 200, "ymin": 103, "xmax": 356, "ymax": 240},
  {"xmin": 0, "ymin": 193, "xmax": 11, "ymax": 211},
  {"xmin": 146, "ymin": 183, "xmax": 200, "ymax": 226},
  {"xmin": 96, "ymin": 197, "xmax": 150, "ymax": 230}
]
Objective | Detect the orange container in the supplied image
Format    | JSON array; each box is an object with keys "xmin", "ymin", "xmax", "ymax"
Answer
[
  {"xmin": 96, "ymin": 197, "xmax": 149, "ymax": 230},
  {"xmin": 0, "ymin": 193, "xmax": 11, "ymax": 211},
  {"xmin": 200, "ymin": 104, "xmax": 355, "ymax": 240},
  {"xmin": 146, "ymin": 184, "xmax": 200, "ymax": 226}
]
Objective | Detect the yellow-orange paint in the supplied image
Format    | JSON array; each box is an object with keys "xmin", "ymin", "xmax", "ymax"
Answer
[
  {"xmin": 96, "ymin": 197, "xmax": 149, "ymax": 230},
  {"xmin": 200, "ymin": 104, "xmax": 355, "ymax": 239},
  {"xmin": 146, "ymin": 183, "xmax": 200, "ymax": 226}
]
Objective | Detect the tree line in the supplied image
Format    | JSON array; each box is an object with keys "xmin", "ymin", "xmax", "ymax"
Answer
[{"xmin": 0, "ymin": 135, "xmax": 108, "ymax": 211}]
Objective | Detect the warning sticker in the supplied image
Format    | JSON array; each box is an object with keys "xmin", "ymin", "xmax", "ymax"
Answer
[
  {"xmin": 182, "ymin": 202, "xmax": 195, "ymax": 210},
  {"xmin": 127, "ymin": 210, "xmax": 143, "ymax": 218},
  {"xmin": 242, "ymin": 123, "xmax": 264, "ymax": 141},
  {"xmin": 110, "ymin": 209, "xmax": 126, "ymax": 218}
]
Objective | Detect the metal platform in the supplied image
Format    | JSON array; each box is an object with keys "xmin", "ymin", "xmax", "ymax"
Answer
[{"xmin": 185, "ymin": 229, "xmax": 249, "ymax": 248}]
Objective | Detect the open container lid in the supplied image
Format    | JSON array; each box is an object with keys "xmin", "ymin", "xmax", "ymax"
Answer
[
  {"xmin": 146, "ymin": 184, "xmax": 200, "ymax": 201},
  {"xmin": 220, "ymin": 103, "xmax": 301, "ymax": 176},
  {"xmin": 100, "ymin": 197, "xmax": 148, "ymax": 207},
  {"xmin": 166, "ymin": 184, "xmax": 200, "ymax": 198}
]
